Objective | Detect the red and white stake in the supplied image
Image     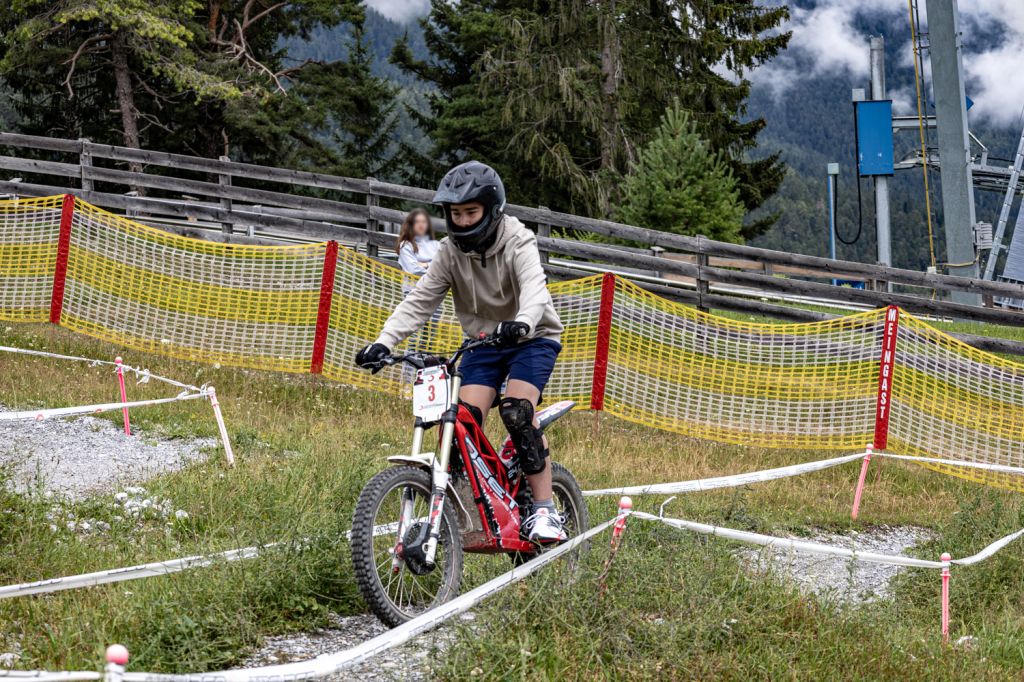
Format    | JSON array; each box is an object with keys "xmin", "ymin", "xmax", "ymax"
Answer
[
  {"xmin": 941, "ymin": 552, "xmax": 951, "ymax": 643},
  {"xmin": 207, "ymin": 386, "xmax": 235, "ymax": 467},
  {"xmin": 851, "ymin": 444, "xmax": 874, "ymax": 520},
  {"xmin": 114, "ymin": 356, "xmax": 131, "ymax": 436},
  {"xmin": 104, "ymin": 644, "xmax": 128, "ymax": 682},
  {"xmin": 598, "ymin": 496, "xmax": 633, "ymax": 596}
]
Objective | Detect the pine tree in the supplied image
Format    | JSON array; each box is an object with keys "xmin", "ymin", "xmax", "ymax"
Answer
[
  {"xmin": 390, "ymin": 0, "xmax": 543, "ymax": 196},
  {"xmin": 283, "ymin": 19, "xmax": 401, "ymax": 178},
  {"xmin": 485, "ymin": 0, "xmax": 790, "ymax": 228},
  {"xmin": 615, "ymin": 101, "xmax": 745, "ymax": 243},
  {"xmin": 0, "ymin": 0, "xmax": 226, "ymax": 151},
  {"xmin": 0, "ymin": 1, "xmax": 405, "ymax": 180}
]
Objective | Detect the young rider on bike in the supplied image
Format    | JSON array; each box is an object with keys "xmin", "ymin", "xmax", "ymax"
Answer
[{"xmin": 356, "ymin": 161, "xmax": 567, "ymax": 543}]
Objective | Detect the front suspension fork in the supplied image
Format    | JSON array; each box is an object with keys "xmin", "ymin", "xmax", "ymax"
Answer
[{"xmin": 423, "ymin": 374, "xmax": 461, "ymax": 566}]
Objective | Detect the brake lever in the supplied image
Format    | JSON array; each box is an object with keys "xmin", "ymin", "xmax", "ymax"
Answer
[{"xmin": 369, "ymin": 355, "xmax": 398, "ymax": 375}]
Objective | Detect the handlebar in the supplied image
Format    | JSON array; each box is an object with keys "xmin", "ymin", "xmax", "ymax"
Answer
[{"xmin": 367, "ymin": 333, "xmax": 501, "ymax": 374}]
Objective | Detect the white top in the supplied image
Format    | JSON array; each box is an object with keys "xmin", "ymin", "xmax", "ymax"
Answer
[{"xmin": 397, "ymin": 235, "xmax": 441, "ymax": 276}]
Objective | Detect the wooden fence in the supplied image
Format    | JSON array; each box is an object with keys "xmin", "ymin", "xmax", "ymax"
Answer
[{"xmin": 3, "ymin": 132, "xmax": 1024, "ymax": 355}]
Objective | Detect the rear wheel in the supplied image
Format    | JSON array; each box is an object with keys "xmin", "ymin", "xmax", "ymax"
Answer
[
  {"xmin": 350, "ymin": 466, "xmax": 464, "ymax": 627},
  {"xmin": 511, "ymin": 461, "xmax": 590, "ymax": 566}
]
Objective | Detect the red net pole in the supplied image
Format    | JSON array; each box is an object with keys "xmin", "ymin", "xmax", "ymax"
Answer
[
  {"xmin": 590, "ymin": 272, "xmax": 616, "ymax": 411},
  {"xmin": 873, "ymin": 305, "xmax": 900, "ymax": 450},
  {"xmin": 310, "ymin": 241, "xmax": 339, "ymax": 375},
  {"xmin": 49, "ymin": 194, "xmax": 75, "ymax": 325}
]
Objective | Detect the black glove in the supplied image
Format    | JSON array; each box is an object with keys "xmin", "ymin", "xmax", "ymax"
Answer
[
  {"xmin": 494, "ymin": 321, "xmax": 530, "ymax": 347},
  {"xmin": 355, "ymin": 343, "xmax": 390, "ymax": 369}
]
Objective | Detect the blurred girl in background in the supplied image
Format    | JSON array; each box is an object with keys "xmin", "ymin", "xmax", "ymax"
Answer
[
  {"xmin": 396, "ymin": 208, "xmax": 440, "ymax": 278},
  {"xmin": 395, "ymin": 208, "xmax": 442, "ymax": 366}
]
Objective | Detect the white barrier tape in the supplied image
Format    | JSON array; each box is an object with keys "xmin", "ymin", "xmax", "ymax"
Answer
[
  {"xmin": 582, "ymin": 452, "xmax": 867, "ymax": 496},
  {"xmin": 876, "ymin": 453, "xmax": 1024, "ymax": 477},
  {"xmin": 952, "ymin": 527, "xmax": 1024, "ymax": 566},
  {"xmin": 633, "ymin": 511, "xmax": 946, "ymax": 568},
  {"xmin": 117, "ymin": 517, "xmax": 615, "ymax": 682},
  {"xmin": 0, "ymin": 674, "xmax": 101, "ymax": 681},
  {"xmin": 0, "ymin": 544, "xmax": 282, "ymax": 600},
  {"xmin": 4, "ymin": 520, "xmax": 411, "ymax": 600},
  {"xmin": 636, "ymin": 512, "xmax": 1024, "ymax": 569},
  {"xmin": 0, "ymin": 346, "xmax": 202, "ymax": 392},
  {"xmin": 0, "ymin": 392, "xmax": 207, "ymax": 422},
  {"xmin": 583, "ymin": 451, "xmax": 1024, "ymax": 498}
]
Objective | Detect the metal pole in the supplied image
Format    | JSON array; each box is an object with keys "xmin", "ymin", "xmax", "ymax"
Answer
[
  {"xmin": 870, "ymin": 37, "xmax": 892, "ymax": 273},
  {"xmin": 925, "ymin": 0, "xmax": 981, "ymax": 300},
  {"xmin": 983, "ymin": 124, "xmax": 1024, "ymax": 279},
  {"xmin": 827, "ymin": 163, "xmax": 838, "ymax": 285}
]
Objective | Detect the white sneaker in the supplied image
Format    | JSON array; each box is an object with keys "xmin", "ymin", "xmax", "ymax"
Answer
[{"xmin": 525, "ymin": 507, "xmax": 567, "ymax": 544}]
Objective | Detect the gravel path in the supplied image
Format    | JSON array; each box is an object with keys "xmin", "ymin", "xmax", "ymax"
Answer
[
  {"xmin": 242, "ymin": 612, "xmax": 468, "ymax": 681},
  {"xmin": 0, "ymin": 408, "xmax": 215, "ymax": 500},
  {"xmin": 739, "ymin": 524, "xmax": 934, "ymax": 604}
]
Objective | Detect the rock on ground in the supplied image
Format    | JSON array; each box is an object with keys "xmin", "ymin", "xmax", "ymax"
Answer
[
  {"xmin": 0, "ymin": 409, "xmax": 215, "ymax": 500},
  {"xmin": 739, "ymin": 524, "xmax": 934, "ymax": 604}
]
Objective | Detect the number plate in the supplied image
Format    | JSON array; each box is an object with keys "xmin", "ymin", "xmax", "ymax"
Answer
[{"xmin": 413, "ymin": 366, "xmax": 450, "ymax": 421}]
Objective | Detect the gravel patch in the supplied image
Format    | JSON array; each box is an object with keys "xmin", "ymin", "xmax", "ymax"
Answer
[
  {"xmin": 0, "ymin": 409, "xmax": 215, "ymax": 500},
  {"xmin": 242, "ymin": 612, "xmax": 469, "ymax": 681},
  {"xmin": 739, "ymin": 525, "xmax": 934, "ymax": 604}
]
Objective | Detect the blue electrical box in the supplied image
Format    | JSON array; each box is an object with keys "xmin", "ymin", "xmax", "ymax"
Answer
[{"xmin": 855, "ymin": 100, "xmax": 894, "ymax": 176}]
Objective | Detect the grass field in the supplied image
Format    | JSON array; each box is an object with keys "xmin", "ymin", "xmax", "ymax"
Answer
[{"xmin": 2, "ymin": 323, "xmax": 1024, "ymax": 679}]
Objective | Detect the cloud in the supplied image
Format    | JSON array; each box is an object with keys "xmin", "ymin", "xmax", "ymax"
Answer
[
  {"xmin": 365, "ymin": 0, "xmax": 431, "ymax": 23},
  {"xmin": 751, "ymin": 0, "xmax": 1024, "ymax": 128}
]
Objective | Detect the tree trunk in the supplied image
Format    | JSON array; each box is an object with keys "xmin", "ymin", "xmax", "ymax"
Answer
[
  {"xmin": 599, "ymin": 0, "xmax": 622, "ymax": 214},
  {"xmin": 111, "ymin": 30, "xmax": 140, "ymax": 152},
  {"xmin": 110, "ymin": 29, "xmax": 144, "ymax": 186}
]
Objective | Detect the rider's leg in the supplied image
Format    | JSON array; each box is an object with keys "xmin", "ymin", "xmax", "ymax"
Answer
[
  {"xmin": 458, "ymin": 383, "xmax": 497, "ymax": 425},
  {"xmin": 501, "ymin": 379, "xmax": 551, "ymax": 500}
]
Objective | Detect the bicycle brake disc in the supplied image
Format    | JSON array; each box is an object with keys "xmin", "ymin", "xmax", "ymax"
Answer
[{"xmin": 401, "ymin": 522, "xmax": 435, "ymax": 576}]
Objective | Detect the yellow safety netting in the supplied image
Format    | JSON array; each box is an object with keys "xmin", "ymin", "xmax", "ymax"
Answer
[
  {"xmin": 0, "ymin": 195, "xmax": 63, "ymax": 322},
  {"xmin": 1, "ymin": 196, "xmax": 1022, "ymax": 492}
]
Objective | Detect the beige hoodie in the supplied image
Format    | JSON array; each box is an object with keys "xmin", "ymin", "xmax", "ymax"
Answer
[{"xmin": 374, "ymin": 215, "xmax": 563, "ymax": 348}]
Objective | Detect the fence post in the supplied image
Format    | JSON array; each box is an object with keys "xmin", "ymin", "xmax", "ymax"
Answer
[
  {"xmin": 696, "ymin": 235, "xmax": 710, "ymax": 313},
  {"xmin": 598, "ymin": 496, "xmax": 633, "ymax": 596},
  {"xmin": 590, "ymin": 272, "xmax": 616, "ymax": 436},
  {"xmin": 850, "ymin": 444, "xmax": 873, "ymax": 520},
  {"xmin": 940, "ymin": 552, "xmax": 951, "ymax": 643},
  {"xmin": 852, "ymin": 305, "xmax": 900, "ymax": 519},
  {"xmin": 537, "ymin": 206, "xmax": 551, "ymax": 265},
  {"xmin": 873, "ymin": 306, "xmax": 900, "ymax": 451},
  {"xmin": 78, "ymin": 139, "xmax": 93, "ymax": 193},
  {"xmin": 115, "ymin": 356, "xmax": 131, "ymax": 436},
  {"xmin": 218, "ymin": 155, "xmax": 233, "ymax": 236},
  {"xmin": 650, "ymin": 246, "xmax": 665, "ymax": 278},
  {"xmin": 366, "ymin": 177, "xmax": 380, "ymax": 258},
  {"xmin": 310, "ymin": 241, "xmax": 339, "ymax": 375},
  {"xmin": 49, "ymin": 194, "xmax": 76, "ymax": 325},
  {"xmin": 206, "ymin": 386, "xmax": 235, "ymax": 467}
]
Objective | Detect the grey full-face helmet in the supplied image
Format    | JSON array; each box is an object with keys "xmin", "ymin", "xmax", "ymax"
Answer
[{"xmin": 432, "ymin": 161, "xmax": 506, "ymax": 254}]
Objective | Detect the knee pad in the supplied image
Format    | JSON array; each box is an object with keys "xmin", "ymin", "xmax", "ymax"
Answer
[
  {"xmin": 499, "ymin": 397, "xmax": 548, "ymax": 475},
  {"xmin": 460, "ymin": 401, "xmax": 484, "ymax": 426}
]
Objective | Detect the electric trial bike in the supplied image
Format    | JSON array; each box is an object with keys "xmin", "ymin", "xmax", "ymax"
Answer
[{"xmin": 350, "ymin": 334, "xmax": 589, "ymax": 627}]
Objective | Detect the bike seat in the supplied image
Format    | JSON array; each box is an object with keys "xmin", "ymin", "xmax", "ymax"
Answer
[{"xmin": 537, "ymin": 400, "xmax": 576, "ymax": 431}]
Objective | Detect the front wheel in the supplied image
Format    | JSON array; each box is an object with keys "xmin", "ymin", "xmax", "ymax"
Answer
[{"xmin": 350, "ymin": 466, "xmax": 464, "ymax": 627}]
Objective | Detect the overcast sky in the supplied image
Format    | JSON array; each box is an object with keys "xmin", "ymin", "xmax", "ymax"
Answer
[
  {"xmin": 365, "ymin": 0, "xmax": 430, "ymax": 23},
  {"xmin": 752, "ymin": 0, "xmax": 1024, "ymax": 129}
]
